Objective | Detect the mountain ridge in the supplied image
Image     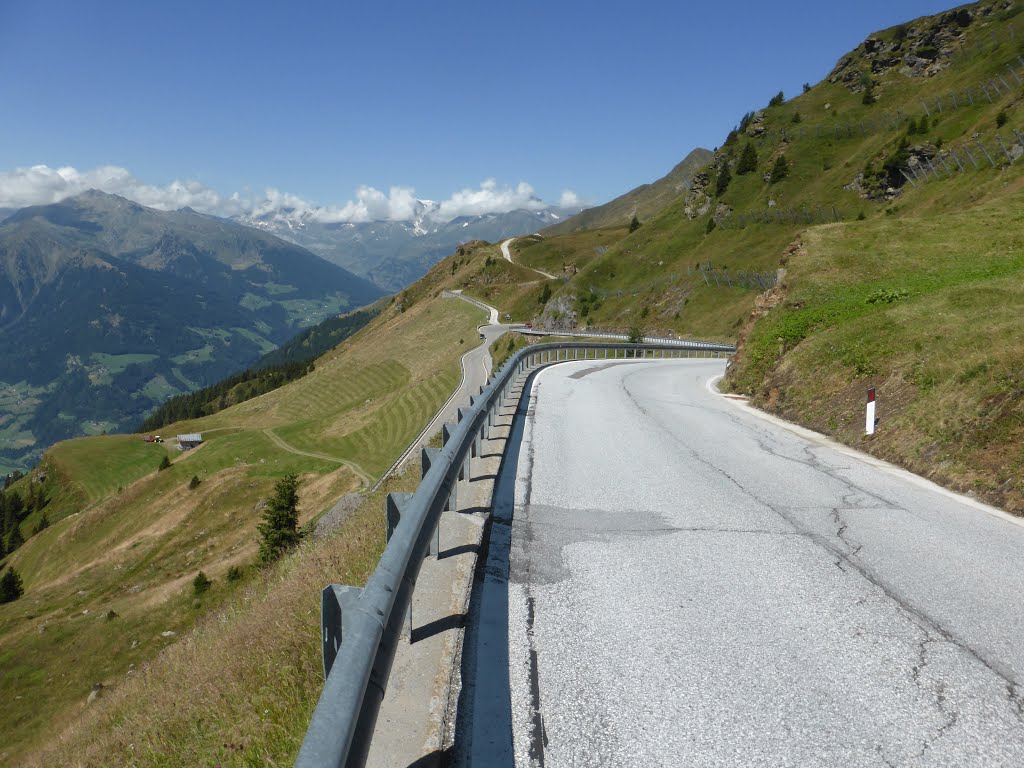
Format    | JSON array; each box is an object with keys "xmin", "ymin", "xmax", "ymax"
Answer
[
  {"xmin": 236, "ymin": 204, "xmax": 582, "ymax": 291},
  {"xmin": 542, "ymin": 147, "xmax": 713, "ymax": 235}
]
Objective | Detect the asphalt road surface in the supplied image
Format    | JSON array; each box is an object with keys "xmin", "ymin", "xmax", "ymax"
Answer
[{"xmin": 455, "ymin": 358, "xmax": 1024, "ymax": 767}]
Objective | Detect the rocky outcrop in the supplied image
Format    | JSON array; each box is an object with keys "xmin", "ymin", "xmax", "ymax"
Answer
[
  {"xmin": 683, "ymin": 172, "xmax": 713, "ymax": 220},
  {"xmin": 538, "ymin": 294, "xmax": 578, "ymax": 330},
  {"xmin": 828, "ymin": 5, "xmax": 980, "ymax": 89},
  {"xmin": 746, "ymin": 111, "xmax": 767, "ymax": 137}
]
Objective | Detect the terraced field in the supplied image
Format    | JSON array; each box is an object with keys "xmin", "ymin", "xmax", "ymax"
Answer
[{"xmin": 0, "ymin": 292, "xmax": 486, "ymax": 761}]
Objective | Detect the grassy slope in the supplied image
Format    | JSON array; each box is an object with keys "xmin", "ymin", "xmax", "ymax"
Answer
[
  {"xmin": 727, "ymin": 182, "xmax": 1024, "ymax": 511},
  {"xmin": 485, "ymin": 3, "xmax": 1023, "ymax": 344},
  {"xmin": 0, "ymin": 283, "xmax": 484, "ymax": 762}
]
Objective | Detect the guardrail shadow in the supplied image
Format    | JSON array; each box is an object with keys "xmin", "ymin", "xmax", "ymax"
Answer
[{"xmin": 450, "ymin": 374, "xmax": 534, "ymax": 766}]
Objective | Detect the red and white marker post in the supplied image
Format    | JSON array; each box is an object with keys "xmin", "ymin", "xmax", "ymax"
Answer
[{"xmin": 865, "ymin": 386, "xmax": 876, "ymax": 435}]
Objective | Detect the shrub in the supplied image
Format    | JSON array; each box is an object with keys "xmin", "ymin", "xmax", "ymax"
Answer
[
  {"xmin": 188, "ymin": 475, "xmax": 201, "ymax": 490},
  {"xmin": 158, "ymin": 455, "xmax": 171, "ymax": 471},
  {"xmin": 996, "ymin": 111, "xmax": 1008, "ymax": 128},
  {"xmin": 192, "ymin": 571, "xmax": 212, "ymax": 595},
  {"xmin": 791, "ymin": 112, "xmax": 802, "ymax": 123},
  {"xmin": 706, "ymin": 218, "xmax": 717, "ymax": 234},
  {"xmin": 627, "ymin": 326, "xmax": 645, "ymax": 344},
  {"xmin": 866, "ymin": 288, "xmax": 909, "ymax": 304},
  {"xmin": 226, "ymin": 566, "xmax": 243, "ymax": 582},
  {"xmin": 0, "ymin": 567, "xmax": 24, "ymax": 604}
]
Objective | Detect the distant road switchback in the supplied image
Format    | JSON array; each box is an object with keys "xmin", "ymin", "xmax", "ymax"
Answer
[{"xmin": 454, "ymin": 358, "xmax": 1024, "ymax": 767}]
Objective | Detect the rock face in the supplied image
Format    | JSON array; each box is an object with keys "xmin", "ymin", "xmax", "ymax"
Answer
[
  {"xmin": 746, "ymin": 111, "xmax": 767, "ymax": 137},
  {"xmin": 538, "ymin": 294, "xmax": 578, "ymax": 330},
  {"xmin": 828, "ymin": 5, "xmax": 979, "ymax": 89},
  {"xmin": 683, "ymin": 172, "xmax": 713, "ymax": 220}
]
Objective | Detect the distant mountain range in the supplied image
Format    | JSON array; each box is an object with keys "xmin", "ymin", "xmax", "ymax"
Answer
[
  {"xmin": 235, "ymin": 204, "xmax": 582, "ymax": 292},
  {"xmin": 0, "ymin": 190, "xmax": 382, "ymax": 471},
  {"xmin": 542, "ymin": 148, "xmax": 713, "ymax": 235}
]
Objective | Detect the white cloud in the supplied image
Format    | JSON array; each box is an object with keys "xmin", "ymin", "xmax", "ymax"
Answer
[
  {"xmin": 0, "ymin": 164, "xmax": 572, "ymax": 225},
  {"xmin": 0, "ymin": 164, "xmax": 238, "ymax": 214},
  {"xmin": 558, "ymin": 189, "xmax": 582, "ymax": 209},
  {"xmin": 434, "ymin": 179, "xmax": 545, "ymax": 220}
]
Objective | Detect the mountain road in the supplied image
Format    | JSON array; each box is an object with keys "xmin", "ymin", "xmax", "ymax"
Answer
[
  {"xmin": 501, "ymin": 237, "xmax": 559, "ymax": 280},
  {"xmin": 455, "ymin": 358, "xmax": 1024, "ymax": 767}
]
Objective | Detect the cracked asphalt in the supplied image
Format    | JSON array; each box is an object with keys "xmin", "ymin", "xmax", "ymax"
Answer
[{"xmin": 503, "ymin": 358, "xmax": 1024, "ymax": 767}]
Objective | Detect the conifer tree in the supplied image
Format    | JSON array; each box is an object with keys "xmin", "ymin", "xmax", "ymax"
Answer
[
  {"xmin": 770, "ymin": 155, "xmax": 789, "ymax": 184},
  {"xmin": 0, "ymin": 567, "xmax": 24, "ymax": 603},
  {"xmin": 629, "ymin": 215, "xmax": 642, "ymax": 233},
  {"xmin": 257, "ymin": 474, "xmax": 302, "ymax": 564},
  {"xmin": 736, "ymin": 143, "xmax": 758, "ymax": 175},
  {"xmin": 715, "ymin": 161, "xmax": 732, "ymax": 196},
  {"xmin": 6, "ymin": 523, "xmax": 24, "ymax": 553}
]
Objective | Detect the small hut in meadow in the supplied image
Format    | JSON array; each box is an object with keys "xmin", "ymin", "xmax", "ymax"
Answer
[{"xmin": 176, "ymin": 433, "xmax": 203, "ymax": 450}]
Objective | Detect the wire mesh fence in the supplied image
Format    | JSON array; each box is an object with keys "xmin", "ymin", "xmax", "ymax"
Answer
[
  {"xmin": 717, "ymin": 205, "xmax": 845, "ymax": 230},
  {"xmin": 899, "ymin": 125, "xmax": 1023, "ymax": 185},
  {"xmin": 696, "ymin": 264, "xmax": 779, "ymax": 290}
]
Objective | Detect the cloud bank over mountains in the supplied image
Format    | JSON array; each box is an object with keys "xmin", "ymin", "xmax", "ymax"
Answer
[{"xmin": 0, "ymin": 164, "xmax": 580, "ymax": 224}]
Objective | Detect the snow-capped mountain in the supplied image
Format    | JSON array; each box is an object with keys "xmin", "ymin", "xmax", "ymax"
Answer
[{"xmin": 234, "ymin": 204, "xmax": 582, "ymax": 292}]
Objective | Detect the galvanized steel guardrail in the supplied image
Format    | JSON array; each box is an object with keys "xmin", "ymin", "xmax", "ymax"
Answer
[
  {"xmin": 296, "ymin": 339, "xmax": 735, "ymax": 768},
  {"xmin": 513, "ymin": 325, "xmax": 724, "ymax": 348}
]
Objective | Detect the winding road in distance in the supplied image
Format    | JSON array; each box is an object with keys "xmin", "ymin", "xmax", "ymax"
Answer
[{"xmin": 455, "ymin": 358, "xmax": 1024, "ymax": 767}]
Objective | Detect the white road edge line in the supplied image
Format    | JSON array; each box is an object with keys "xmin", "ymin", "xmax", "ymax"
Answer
[{"xmin": 706, "ymin": 372, "xmax": 1024, "ymax": 531}]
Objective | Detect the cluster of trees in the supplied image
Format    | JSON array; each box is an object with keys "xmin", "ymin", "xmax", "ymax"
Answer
[
  {"xmin": 0, "ymin": 480, "xmax": 49, "ymax": 604},
  {"xmin": 0, "ymin": 566, "xmax": 23, "ymax": 603},
  {"xmin": 708, "ymin": 89, "xmax": 805, "ymax": 230},
  {"xmin": 906, "ymin": 115, "xmax": 930, "ymax": 135},
  {"xmin": 0, "ymin": 481, "xmax": 48, "ymax": 559}
]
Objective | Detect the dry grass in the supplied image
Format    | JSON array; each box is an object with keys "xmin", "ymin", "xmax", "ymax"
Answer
[
  {"xmin": 1, "ymin": 291, "xmax": 483, "ymax": 763},
  {"xmin": 25, "ymin": 461, "xmax": 421, "ymax": 768}
]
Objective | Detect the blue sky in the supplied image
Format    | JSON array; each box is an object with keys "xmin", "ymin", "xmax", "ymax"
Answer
[{"xmin": 0, "ymin": 0, "xmax": 961, "ymax": 219}]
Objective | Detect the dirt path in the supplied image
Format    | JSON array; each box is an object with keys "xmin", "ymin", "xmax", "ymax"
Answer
[
  {"xmin": 262, "ymin": 428, "xmax": 373, "ymax": 487},
  {"xmin": 500, "ymin": 237, "xmax": 559, "ymax": 280}
]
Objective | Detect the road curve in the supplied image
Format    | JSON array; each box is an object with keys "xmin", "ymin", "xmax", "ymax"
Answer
[
  {"xmin": 501, "ymin": 237, "xmax": 559, "ymax": 280},
  {"xmin": 456, "ymin": 358, "xmax": 1024, "ymax": 767},
  {"xmin": 376, "ymin": 292, "xmax": 508, "ymax": 485}
]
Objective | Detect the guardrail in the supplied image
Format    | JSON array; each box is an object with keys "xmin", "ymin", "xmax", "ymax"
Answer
[
  {"xmin": 513, "ymin": 326, "xmax": 726, "ymax": 348},
  {"xmin": 295, "ymin": 339, "xmax": 735, "ymax": 768}
]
